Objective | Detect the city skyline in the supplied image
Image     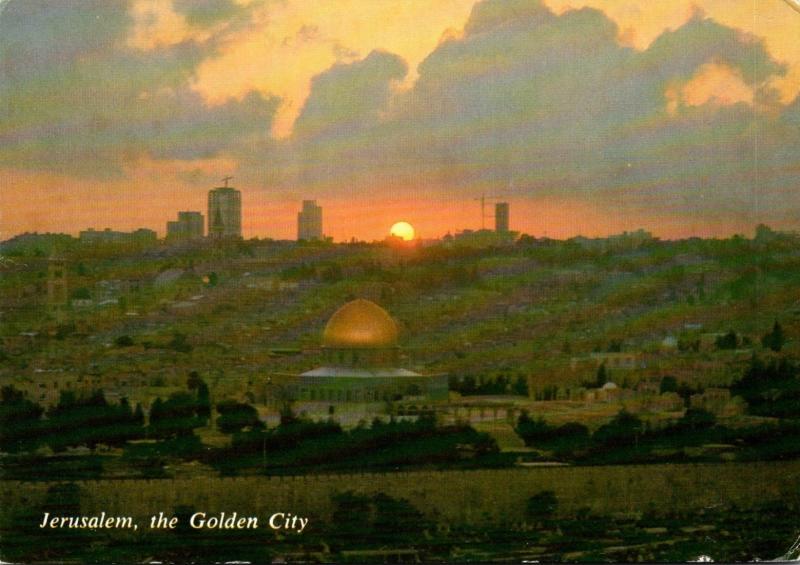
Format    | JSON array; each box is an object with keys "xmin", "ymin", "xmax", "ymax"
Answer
[
  {"xmin": 3, "ymin": 190, "xmax": 794, "ymax": 244},
  {"xmin": 2, "ymin": 0, "xmax": 800, "ymax": 242}
]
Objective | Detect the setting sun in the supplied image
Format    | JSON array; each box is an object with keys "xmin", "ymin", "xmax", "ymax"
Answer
[{"xmin": 389, "ymin": 221, "xmax": 416, "ymax": 241}]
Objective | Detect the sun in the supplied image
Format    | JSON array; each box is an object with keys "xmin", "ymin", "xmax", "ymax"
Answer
[{"xmin": 389, "ymin": 221, "xmax": 415, "ymax": 241}]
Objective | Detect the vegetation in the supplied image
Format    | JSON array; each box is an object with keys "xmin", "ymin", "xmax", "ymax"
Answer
[
  {"xmin": 209, "ymin": 413, "xmax": 508, "ymax": 476},
  {"xmin": 731, "ymin": 356, "xmax": 800, "ymax": 419}
]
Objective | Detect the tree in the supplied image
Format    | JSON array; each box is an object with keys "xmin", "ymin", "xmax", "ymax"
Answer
[
  {"xmin": 320, "ymin": 264, "xmax": 343, "ymax": 282},
  {"xmin": 279, "ymin": 401, "xmax": 298, "ymax": 426},
  {"xmin": 675, "ymin": 407, "xmax": 716, "ymax": 432},
  {"xmin": 187, "ymin": 371, "xmax": 211, "ymax": 422},
  {"xmin": 371, "ymin": 493, "xmax": 429, "ymax": 544},
  {"xmin": 133, "ymin": 403, "xmax": 145, "ymax": 428},
  {"xmin": 515, "ymin": 411, "xmax": 553, "ymax": 446},
  {"xmin": 526, "ymin": 490, "xmax": 558, "ymax": 522},
  {"xmin": 186, "ymin": 371, "xmax": 203, "ymax": 390},
  {"xmin": 216, "ymin": 401, "xmax": 263, "ymax": 434},
  {"xmin": 593, "ymin": 410, "xmax": 644, "ymax": 448},
  {"xmin": 196, "ymin": 382, "xmax": 211, "ymax": 422},
  {"xmin": 715, "ymin": 330, "xmax": 739, "ymax": 350},
  {"xmin": 148, "ymin": 392, "xmax": 205, "ymax": 439},
  {"xmin": 660, "ymin": 376, "xmax": 678, "ymax": 394},
  {"xmin": 114, "ymin": 335, "xmax": 134, "ymax": 347},
  {"xmin": 70, "ymin": 287, "xmax": 90, "ymax": 300},
  {"xmin": 513, "ymin": 375, "xmax": 529, "ymax": 396},
  {"xmin": 595, "ymin": 363, "xmax": 608, "ymax": 387},
  {"xmin": 762, "ymin": 321, "xmax": 786, "ymax": 352},
  {"xmin": 169, "ymin": 332, "xmax": 192, "ymax": 353},
  {"xmin": 0, "ymin": 386, "xmax": 44, "ymax": 452}
]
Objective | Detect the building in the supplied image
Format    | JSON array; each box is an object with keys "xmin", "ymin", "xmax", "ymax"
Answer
[
  {"xmin": 297, "ymin": 200, "xmax": 323, "ymax": 241},
  {"xmin": 79, "ymin": 228, "xmax": 157, "ymax": 245},
  {"xmin": 167, "ymin": 211, "xmax": 204, "ymax": 241},
  {"xmin": 46, "ymin": 254, "xmax": 68, "ymax": 319},
  {"xmin": 264, "ymin": 299, "xmax": 448, "ymax": 406},
  {"xmin": 450, "ymin": 228, "xmax": 516, "ymax": 248},
  {"xmin": 495, "ymin": 202, "xmax": 509, "ymax": 233},
  {"xmin": 208, "ymin": 182, "xmax": 242, "ymax": 239}
]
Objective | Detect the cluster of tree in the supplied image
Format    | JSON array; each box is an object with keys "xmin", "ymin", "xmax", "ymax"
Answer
[
  {"xmin": 45, "ymin": 392, "xmax": 145, "ymax": 451},
  {"xmin": 449, "ymin": 374, "xmax": 528, "ymax": 396},
  {"xmin": 327, "ymin": 491, "xmax": 429, "ymax": 552},
  {"xmin": 715, "ymin": 322, "xmax": 785, "ymax": 352},
  {"xmin": 731, "ymin": 356, "xmax": 799, "ymax": 419},
  {"xmin": 515, "ymin": 408, "xmax": 723, "ymax": 464},
  {"xmin": 519, "ymin": 399, "xmax": 800, "ymax": 465},
  {"xmin": 116, "ymin": 331, "xmax": 194, "ymax": 352},
  {"xmin": 147, "ymin": 372, "xmax": 210, "ymax": 439},
  {"xmin": 532, "ymin": 385, "xmax": 562, "ymax": 401},
  {"xmin": 0, "ymin": 372, "xmax": 211, "ymax": 457},
  {"xmin": 0, "ymin": 386, "xmax": 144, "ymax": 454},
  {"xmin": 208, "ymin": 412, "xmax": 507, "ymax": 475}
]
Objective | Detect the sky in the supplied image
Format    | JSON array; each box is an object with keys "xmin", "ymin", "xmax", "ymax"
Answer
[{"xmin": 1, "ymin": 0, "xmax": 799, "ymax": 241}]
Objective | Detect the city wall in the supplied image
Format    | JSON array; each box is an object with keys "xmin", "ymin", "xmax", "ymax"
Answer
[{"xmin": 3, "ymin": 462, "xmax": 800, "ymax": 527}]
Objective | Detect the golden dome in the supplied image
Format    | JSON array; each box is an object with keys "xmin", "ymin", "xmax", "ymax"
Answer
[{"xmin": 322, "ymin": 299, "xmax": 399, "ymax": 349}]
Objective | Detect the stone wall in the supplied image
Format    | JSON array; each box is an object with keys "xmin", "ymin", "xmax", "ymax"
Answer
[{"xmin": 3, "ymin": 461, "xmax": 799, "ymax": 527}]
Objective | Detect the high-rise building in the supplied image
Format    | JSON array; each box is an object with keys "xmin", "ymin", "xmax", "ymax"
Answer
[
  {"xmin": 297, "ymin": 200, "xmax": 323, "ymax": 241},
  {"xmin": 167, "ymin": 211, "xmax": 204, "ymax": 241},
  {"xmin": 495, "ymin": 202, "xmax": 510, "ymax": 233},
  {"xmin": 208, "ymin": 182, "xmax": 242, "ymax": 239}
]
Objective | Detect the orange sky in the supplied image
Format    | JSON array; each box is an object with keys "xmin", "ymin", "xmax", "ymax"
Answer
[{"xmin": 2, "ymin": 0, "xmax": 799, "ymax": 242}]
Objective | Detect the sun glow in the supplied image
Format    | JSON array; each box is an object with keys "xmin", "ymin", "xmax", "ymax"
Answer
[{"xmin": 389, "ymin": 221, "xmax": 415, "ymax": 241}]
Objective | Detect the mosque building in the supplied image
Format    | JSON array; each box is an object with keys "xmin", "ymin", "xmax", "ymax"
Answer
[{"xmin": 264, "ymin": 299, "xmax": 448, "ymax": 407}]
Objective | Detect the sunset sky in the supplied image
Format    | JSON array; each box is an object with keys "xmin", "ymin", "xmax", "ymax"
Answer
[{"xmin": 1, "ymin": 0, "xmax": 799, "ymax": 241}]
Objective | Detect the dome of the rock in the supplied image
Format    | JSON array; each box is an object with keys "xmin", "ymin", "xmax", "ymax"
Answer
[{"xmin": 322, "ymin": 299, "xmax": 399, "ymax": 349}]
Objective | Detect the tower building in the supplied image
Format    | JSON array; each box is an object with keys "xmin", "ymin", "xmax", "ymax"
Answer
[
  {"xmin": 208, "ymin": 178, "xmax": 242, "ymax": 239},
  {"xmin": 495, "ymin": 202, "xmax": 509, "ymax": 233},
  {"xmin": 297, "ymin": 200, "xmax": 323, "ymax": 241}
]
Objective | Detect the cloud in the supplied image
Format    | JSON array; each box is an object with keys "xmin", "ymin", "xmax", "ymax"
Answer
[
  {"xmin": 294, "ymin": 50, "xmax": 407, "ymax": 140},
  {"xmin": 0, "ymin": 0, "xmax": 278, "ymax": 180},
  {"xmin": 2, "ymin": 0, "xmax": 799, "ymax": 235},
  {"xmin": 285, "ymin": 0, "xmax": 799, "ymax": 227}
]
